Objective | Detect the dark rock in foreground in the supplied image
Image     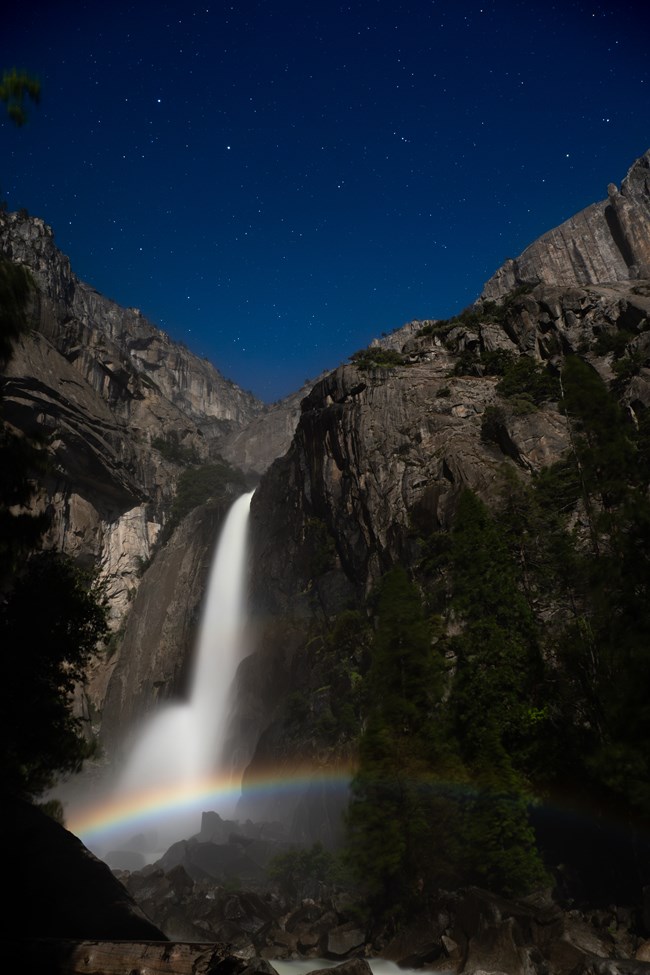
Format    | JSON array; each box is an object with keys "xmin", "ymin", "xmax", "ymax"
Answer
[
  {"xmin": 8, "ymin": 940, "xmax": 277, "ymax": 975},
  {"xmin": 0, "ymin": 795, "xmax": 166, "ymax": 942}
]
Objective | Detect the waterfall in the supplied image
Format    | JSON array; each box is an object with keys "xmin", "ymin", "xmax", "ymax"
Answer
[{"xmin": 69, "ymin": 490, "xmax": 255, "ymax": 858}]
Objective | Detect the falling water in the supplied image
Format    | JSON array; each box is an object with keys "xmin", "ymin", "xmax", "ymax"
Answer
[{"xmin": 71, "ymin": 490, "xmax": 255, "ymax": 857}]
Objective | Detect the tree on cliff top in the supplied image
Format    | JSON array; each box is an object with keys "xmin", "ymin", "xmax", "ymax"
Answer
[{"xmin": 0, "ymin": 68, "xmax": 40, "ymax": 127}]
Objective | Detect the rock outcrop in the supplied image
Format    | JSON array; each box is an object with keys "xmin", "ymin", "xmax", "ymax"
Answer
[{"xmin": 482, "ymin": 149, "xmax": 650, "ymax": 299}]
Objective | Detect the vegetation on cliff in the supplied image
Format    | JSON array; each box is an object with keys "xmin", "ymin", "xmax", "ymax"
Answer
[
  {"xmin": 281, "ymin": 346, "xmax": 650, "ymax": 917},
  {"xmin": 0, "ymin": 552, "xmax": 108, "ymax": 799},
  {"xmin": 0, "ymin": 68, "xmax": 40, "ymax": 127},
  {"xmin": 160, "ymin": 459, "xmax": 249, "ymax": 544}
]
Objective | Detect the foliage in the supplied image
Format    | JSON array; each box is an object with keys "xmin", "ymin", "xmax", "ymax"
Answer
[
  {"xmin": 345, "ymin": 567, "xmax": 458, "ymax": 915},
  {"xmin": 546, "ymin": 356, "xmax": 650, "ymax": 818},
  {"xmin": 415, "ymin": 320, "xmax": 455, "ymax": 339},
  {"xmin": 453, "ymin": 347, "xmax": 514, "ymax": 377},
  {"xmin": 349, "ymin": 347, "xmax": 405, "ymax": 370},
  {"xmin": 285, "ymin": 610, "xmax": 371, "ymax": 746},
  {"xmin": 162, "ymin": 460, "xmax": 248, "ymax": 543},
  {"xmin": 592, "ymin": 328, "xmax": 635, "ymax": 358},
  {"xmin": 267, "ymin": 842, "xmax": 341, "ymax": 903},
  {"xmin": 445, "ymin": 490, "xmax": 551, "ymax": 895},
  {"xmin": 305, "ymin": 516, "xmax": 337, "ymax": 577},
  {"xmin": 152, "ymin": 433, "xmax": 200, "ymax": 465},
  {"xmin": 480, "ymin": 404, "xmax": 507, "ymax": 446},
  {"xmin": 0, "ymin": 422, "xmax": 51, "ymax": 590},
  {"xmin": 418, "ymin": 287, "xmax": 535, "ymax": 342},
  {"xmin": 0, "ymin": 259, "xmax": 33, "ymax": 364},
  {"xmin": 320, "ymin": 610, "xmax": 370, "ymax": 739},
  {"xmin": 560, "ymin": 355, "xmax": 635, "ymax": 511},
  {"xmin": 0, "ymin": 68, "xmax": 40, "ymax": 126},
  {"xmin": 611, "ymin": 351, "xmax": 647, "ymax": 391},
  {"xmin": 0, "ymin": 551, "xmax": 108, "ymax": 799},
  {"xmin": 0, "ymin": 258, "xmax": 50, "ymax": 591},
  {"xmin": 496, "ymin": 356, "xmax": 560, "ymax": 404}
]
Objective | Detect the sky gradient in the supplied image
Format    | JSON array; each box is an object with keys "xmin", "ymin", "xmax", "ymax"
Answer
[{"xmin": 2, "ymin": 1, "xmax": 648, "ymax": 402}]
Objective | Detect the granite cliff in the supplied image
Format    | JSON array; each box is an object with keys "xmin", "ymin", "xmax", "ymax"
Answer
[
  {"xmin": 0, "ymin": 212, "xmax": 265, "ymax": 610},
  {"xmin": 226, "ymin": 150, "xmax": 650, "ymax": 838},
  {"xmin": 232, "ymin": 277, "xmax": 650, "ymax": 832},
  {"xmin": 0, "ymin": 210, "xmax": 302, "ymax": 733}
]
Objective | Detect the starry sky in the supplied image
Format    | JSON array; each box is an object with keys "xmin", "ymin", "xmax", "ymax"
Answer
[{"xmin": 1, "ymin": 1, "xmax": 648, "ymax": 403}]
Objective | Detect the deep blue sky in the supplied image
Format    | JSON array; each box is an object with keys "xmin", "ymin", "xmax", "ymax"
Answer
[{"xmin": 2, "ymin": 1, "xmax": 648, "ymax": 403}]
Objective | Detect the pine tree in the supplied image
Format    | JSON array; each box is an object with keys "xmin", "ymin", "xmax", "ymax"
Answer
[
  {"xmin": 555, "ymin": 357, "xmax": 650, "ymax": 817},
  {"xmin": 345, "ymin": 566, "xmax": 458, "ymax": 915},
  {"xmin": 447, "ymin": 490, "xmax": 550, "ymax": 896}
]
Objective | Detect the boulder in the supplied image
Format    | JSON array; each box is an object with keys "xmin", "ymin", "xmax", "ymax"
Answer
[{"xmin": 324, "ymin": 922, "xmax": 367, "ymax": 958}]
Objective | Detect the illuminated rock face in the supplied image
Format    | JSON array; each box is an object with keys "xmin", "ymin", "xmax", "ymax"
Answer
[
  {"xmin": 235, "ymin": 273, "xmax": 650, "ymax": 835},
  {"xmin": 482, "ymin": 149, "xmax": 650, "ymax": 299},
  {"xmin": 0, "ymin": 210, "xmax": 269, "ymax": 722}
]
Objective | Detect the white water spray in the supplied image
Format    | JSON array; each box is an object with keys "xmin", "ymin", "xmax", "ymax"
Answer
[{"xmin": 87, "ymin": 490, "xmax": 255, "ymax": 854}]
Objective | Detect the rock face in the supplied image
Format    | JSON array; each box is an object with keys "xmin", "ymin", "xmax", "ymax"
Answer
[
  {"xmin": 482, "ymin": 149, "xmax": 650, "ymax": 298},
  {"xmin": 0, "ymin": 210, "xmax": 303, "ymax": 736},
  {"xmin": 232, "ymin": 274, "xmax": 650, "ymax": 833},
  {"xmin": 98, "ymin": 501, "xmax": 241, "ymax": 754},
  {"xmin": 230, "ymin": 157, "xmax": 650, "ymax": 814},
  {"xmin": 0, "ymin": 211, "xmax": 267, "ymax": 621},
  {"xmin": 0, "ymin": 212, "xmax": 264, "ymax": 439},
  {"xmin": 220, "ymin": 373, "xmax": 330, "ymax": 478}
]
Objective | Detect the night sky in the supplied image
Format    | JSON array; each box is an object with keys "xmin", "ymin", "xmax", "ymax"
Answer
[{"xmin": 2, "ymin": 2, "xmax": 648, "ymax": 403}]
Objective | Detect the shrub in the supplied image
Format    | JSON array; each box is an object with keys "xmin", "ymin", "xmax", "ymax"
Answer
[
  {"xmin": 152, "ymin": 434, "xmax": 200, "ymax": 465},
  {"xmin": 350, "ymin": 347, "xmax": 405, "ymax": 370},
  {"xmin": 161, "ymin": 460, "xmax": 247, "ymax": 543},
  {"xmin": 496, "ymin": 357, "xmax": 560, "ymax": 404}
]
